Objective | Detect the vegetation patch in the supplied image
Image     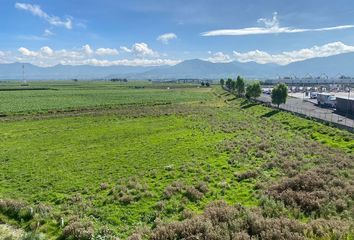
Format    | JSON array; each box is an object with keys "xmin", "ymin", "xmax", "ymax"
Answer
[{"xmin": 0, "ymin": 83, "xmax": 353, "ymax": 239}]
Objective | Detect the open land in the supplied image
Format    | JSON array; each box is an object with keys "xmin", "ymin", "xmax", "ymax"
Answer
[{"xmin": 0, "ymin": 81, "xmax": 353, "ymax": 239}]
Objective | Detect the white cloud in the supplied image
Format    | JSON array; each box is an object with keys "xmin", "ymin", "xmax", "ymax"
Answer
[
  {"xmin": 60, "ymin": 58, "xmax": 180, "ymax": 67},
  {"xmin": 82, "ymin": 44, "xmax": 93, "ymax": 55},
  {"xmin": 120, "ymin": 46, "xmax": 132, "ymax": 53},
  {"xmin": 18, "ymin": 47, "xmax": 38, "ymax": 57},
  {"xmin": 15, "ymin": 3, "xmax": 72, "ymax": 29},
  {"xmin": 131, "ymin": 43, "xmax": 158, "ymax": 57},
  {"xmin": 257, "ymin": 12, "xmax": 280, "ymax": 29},
  {"xmin": 0, "ymin": 51, "xmax": 5, "ymax": 57},
  {"xmin": 206, "ymin": 51, "xmax": 232, "ymax": 63},
  {"xmin": 40, "ymin": 46, "xmax": 54, "ymax": 56},
  {"xmin": 157, "ymin": 33, "xmax": 177, "ymax": 44},
  {"xmin": 8, "ymin": 45, "xmax": 178, "ymax": 67},
  {"xmin": 202, "ymin": 12, "xmax": 354, "ymax": 36},
  {"xmin": 232, "ymin": 42, "xmax": 354, "ymax": 65},
  {"xmin": 120, "ymin": 43, "xmax": 159, "ymax": 57},
  {"xmin": 95, "ymin": 48, "xmax": 119, "ymax": 56},
  {"xmin": 43, "ymin": 29, "xmax": 54, "ymax": 37}
]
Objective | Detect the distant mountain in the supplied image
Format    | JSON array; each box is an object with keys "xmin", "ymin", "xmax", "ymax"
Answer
[
  {"xmin": 0, "ymin": 63, "xmax": 156, "ymax": 80},
  {"xmin": 280, "ymin": 53, "xmax": 354, "ymax": 77},
  {"xmin": 130, "ymin": 59, "xmax": 278, "ymax": 79},
  {"xmin": 129, "ymin": 53, "xmax": 354, "ymax": 79},
  {"xmin": 1, "ymin": 52, "xmax": 354, "ymax": 80}
]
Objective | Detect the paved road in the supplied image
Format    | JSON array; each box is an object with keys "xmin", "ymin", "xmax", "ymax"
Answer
[{"xmin": 257, "ymin": 94, "xmax": 354, "ymax": 130}]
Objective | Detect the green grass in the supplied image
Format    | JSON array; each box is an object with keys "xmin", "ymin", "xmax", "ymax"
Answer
[
  {"xmin": 0, "ymin": 83, "xmax": 353, "ymax": 239},
  {"xmin": 0, "ymin": 113, "xmax": 253, "ymax": 237},
  {"xmin": 0, "ymin": 81, "xmax": 212, "ymax": 115},
  {"xmin": 237, "ymin": 100, "xmax": 354, "ymax": 153}
]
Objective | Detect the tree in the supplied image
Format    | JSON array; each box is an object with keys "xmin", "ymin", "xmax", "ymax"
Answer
[
  {"xmin": 220, "ymin": 79, "xmax": 225, "ymax": 87},
  {"xmin": 246, "ymin": 82, "xmax": 262, "ymax": 100},
  {"xmin": 201, "ymin": 82, "xmax": 205, "ymax": 87},
  {"xmin": 271, "ymin": 83, "xmax": 288, "ymax": 107},
  {"xmin": 235, "ymin": 76, "xmax": 245, "ymax": 97},
  {"xmin": 231, "ymin": 80, "xmax": 237, "ymax": 92},
  {"xmin": 226, "ymin": 78, "xmax": 233, "ymax": 90},
  {"xmin": 206, "ymin": 82, "xmax": 210, "ymax": 87}
]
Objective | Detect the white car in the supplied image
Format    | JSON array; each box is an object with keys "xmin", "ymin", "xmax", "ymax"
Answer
[{"xmin": 310, "ymin": 92, "xmax": 318, "ymax": 99}]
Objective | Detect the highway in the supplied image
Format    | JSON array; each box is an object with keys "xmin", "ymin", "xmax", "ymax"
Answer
[{"xmin": 257, "ymin": 94, "xmax": 354, "ymax": 130}]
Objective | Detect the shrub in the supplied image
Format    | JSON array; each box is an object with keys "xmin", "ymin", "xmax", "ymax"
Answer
[
  {"xmin": 267, "ymin": 168, "xmax": 351, "ymax": 215},
  {"xmin": 195, "ymin": 182, "xmax": 209, "ymax": 194},
  {"xmin": 35, "ymin": 203, "xmax": 51, "ymax": 217},
  {"xmin": 235, "ymin": 170, "xmax": 259, "ymax": 181},
  {"xmin": 146, "ymin": 200, "xmax": 352, "ymax": 240},
  {"xmin": 99, "ymin": 183, "xmax": 109, "ymax": 191},
  {"xmin": 185, "ymin": 187, "xmax": 204, "ymax": 202},
  {"xmin": 164, "ymin": 165, "xmax": 174, "ymax": 171},
  {"xmin": 180, "ymin": 209, "xmax": 195, "ymax": 220},
  {"xmin": 163, "ymin": 181, "xmax": 185, "ymax": 199},
  {"xmin": 151, "ymin": 217, "xmax": 214, "ymax": 240},
  {"xmin": 62, "ymin": 219, "xmax": 94, "ymax": 240},
  {"xmin": 0, "ymin": 199, "xmax": 33, "ymax": 221},
  {"xmin": 119, "ymin": 194, "xmax": 134, "ymax": 205},
  {"xmin": 308, "ymin": 219, "xmax": 351, "ymax": 239},
  {"xmin": 93, "ymin": 226, "xmax": 117, "ymax": 240},
  {"xmin": 154, "ymin": 201, "xmax": 166, "ymax": 211}
]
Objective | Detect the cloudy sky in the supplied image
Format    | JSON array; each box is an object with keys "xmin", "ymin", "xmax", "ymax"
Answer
[{"xmin": 1, "ymin": 0, "xmax": 354, "ymax": 67}]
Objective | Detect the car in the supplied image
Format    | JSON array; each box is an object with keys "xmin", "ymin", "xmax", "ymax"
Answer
[
  {"xmin": 310, "ymin": 91, "xmax": 318, "ymax": 99},
  {"xmin": 262, "ymin": 88, "xmax": 272, "ymax": 94}
]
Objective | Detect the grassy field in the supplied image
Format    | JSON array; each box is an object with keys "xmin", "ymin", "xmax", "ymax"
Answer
[
  {"xmin": 0, "ymin": 81, "xmax": 212, "ymax": 115},
  {"xmin": 0, "ymin": 81, "xmax": 353, "ymax": 239}
]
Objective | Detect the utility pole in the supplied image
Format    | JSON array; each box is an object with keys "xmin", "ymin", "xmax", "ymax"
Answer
[
  {"xmin": 345, "ymin": 79, "xmax": 351, "ymax": 124},
  {"xmin": 22, "ymin": 63, "xmax": 27, "ymax": 85}
]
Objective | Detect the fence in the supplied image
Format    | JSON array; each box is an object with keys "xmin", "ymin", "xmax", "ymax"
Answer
[
  {"xmin": 254, "ymin": 98, "xmax": 354, "ymax": 133},
  {"xmin": 222, "ymin": 87, "xmax": 354, "ymax": 132}
]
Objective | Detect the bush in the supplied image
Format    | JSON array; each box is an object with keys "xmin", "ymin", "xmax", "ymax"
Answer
[
  {"xmin": 163, "ymin": 181, "xmax": 185, "ymax": 199},
  {"xmin": 195, "ymin": 182, "xmax": 208, "ymax": 194},
  {"xmin": 185, "ymin": 187, "xmax": 204, "ymax": 202},
  {"xmin": 119, "ymin": 194, "xmax": 134, "ymax": 205},
  {"xmin": 267, "ymin": 168, "xmax": 351, "ymax": 215},
  {"xmin": 0, "ymin": 199, "xmax": 33, "ymax": 221},
  {"xmin": 99, "ymin": 183, "xmax": 109, "ymax": 191},
  {"xmin": 62, "ymin": 219, "xmax": 94, "ymax": 240},
  {"xmin": 235, "ymin": 170, "xmax": 259, "ymax": 181},
  {"xmin": 146, "ymin": 200, "xmax": 352, "ymax": 240}
]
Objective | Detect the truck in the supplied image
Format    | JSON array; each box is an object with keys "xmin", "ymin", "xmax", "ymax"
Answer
[
  {"xmin": 336, "ymin": 97, "xmax": 354, "ymax": 115},
  {"xmin": 317, "ymin": 93, "xmax": 336, "ymax": 108}
]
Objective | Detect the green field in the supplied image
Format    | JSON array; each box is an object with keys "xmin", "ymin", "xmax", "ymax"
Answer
[
  {"xmin": 0, "ymin": 81, "xmax": 212, "ymax": 115},
  {"xmin": 0, "ymin": 81, "xmax": 353, "ymax": 239}
]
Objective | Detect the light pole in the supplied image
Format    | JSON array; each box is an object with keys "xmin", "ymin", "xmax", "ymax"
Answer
[
  {"xmin": 302, "ymin": 80, "xmax": 305, "ymax": 101},
  {"xmin": 345, "ymin": 80, "xmax": 351, "ymax": 122}
]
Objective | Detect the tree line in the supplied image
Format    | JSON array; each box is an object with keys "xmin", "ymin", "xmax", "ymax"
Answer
[{"xmin": 219, "ymin": 76, "xmax": 288, "ymax": 107}]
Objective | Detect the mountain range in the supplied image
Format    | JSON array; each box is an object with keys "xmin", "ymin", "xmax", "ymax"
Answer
[{"xmin": 1, "ymin": 52, "xmax": 354, "ymax": 80}]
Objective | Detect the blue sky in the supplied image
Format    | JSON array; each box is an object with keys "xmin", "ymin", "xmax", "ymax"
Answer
[{"xmin": 1, "ymin": 0, "xmax": 354, "ymax": 66}]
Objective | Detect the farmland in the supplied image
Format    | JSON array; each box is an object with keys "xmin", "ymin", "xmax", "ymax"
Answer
[
  {"xmin": 0, "ymin": 81, "xmax": 353, "ymax": 239},
  {"xmin": 0, "ymin": 81, "xmax": 212, "ymax": 115}
]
